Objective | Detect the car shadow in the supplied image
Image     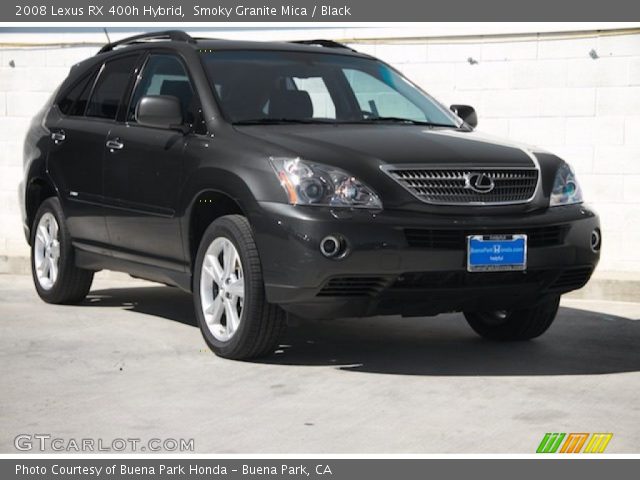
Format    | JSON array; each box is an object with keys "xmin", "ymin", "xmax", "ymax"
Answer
[
  {"xmin": 83, "ymin": 285, "xmax": 640, "ymax": 376},
  {"xmin": 83, "ymin": 285, "xmax": 199, "ymax": 327}
]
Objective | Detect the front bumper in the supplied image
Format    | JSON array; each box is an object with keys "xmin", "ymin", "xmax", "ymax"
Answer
[{"xmin": 250, "ymin": 202, "xmax": 600, "ymax": 319}]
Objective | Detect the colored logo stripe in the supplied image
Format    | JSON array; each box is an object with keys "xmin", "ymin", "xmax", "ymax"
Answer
[
  {"xmin": 537, "ymin": 433, "xmax": 565, "ymax": 453},
  {"xmin": 536, "ymin": 433, "xmax": 613, "ymax": 453},
  {"xmin": 560, "ymin": 433, "xmax": 589, "ymax": 453},
  {"xmin": 583, "ymin": 433, "xmax": 613, "ymax": 453}
]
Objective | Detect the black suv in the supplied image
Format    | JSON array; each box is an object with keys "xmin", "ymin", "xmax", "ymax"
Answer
[{"xmin": 20, "ymin": 31, "xmax": 601, "ymax": 359}]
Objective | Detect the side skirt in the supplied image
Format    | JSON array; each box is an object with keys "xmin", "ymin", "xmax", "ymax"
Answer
[{"xmin": 74, "ymin": 244, "xmax": 192, "ymax": 293}]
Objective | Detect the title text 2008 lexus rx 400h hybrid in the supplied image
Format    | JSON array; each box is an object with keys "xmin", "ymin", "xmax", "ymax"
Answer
[{"xmin": 19, "ymin": 31, "xmax": 601, "ymax": 359}]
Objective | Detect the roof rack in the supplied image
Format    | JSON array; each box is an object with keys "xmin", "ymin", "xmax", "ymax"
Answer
[
  {"xmin": 290, "ymin": 40, "xmax": 357, "ymax": 52},
  {"xmin": 98, "ymin": 30, "xmax": 196, "ymax": 54}
]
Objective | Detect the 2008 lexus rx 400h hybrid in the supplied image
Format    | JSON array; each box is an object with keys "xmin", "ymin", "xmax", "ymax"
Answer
[{"xmin": 20, "ymin": 31, "xmax": 601, "ymax": 359}]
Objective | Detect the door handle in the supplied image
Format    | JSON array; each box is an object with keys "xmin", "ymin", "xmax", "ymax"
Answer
[
  {"xmin": 51, "ymin": 131, "xmax": 66, "ymax": 144},
  {"xmin": 106, "ymin": 139, "xmax": 124, "ymax": 151}
]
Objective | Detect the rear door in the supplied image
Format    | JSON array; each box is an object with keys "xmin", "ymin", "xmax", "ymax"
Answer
[
  {"xmin": 47, "ymin": 54, "xmax": 141, "ymax": 250},
  {"xmin": 103, "ymin": 52, "xmax": 203, "ymax": 270}
]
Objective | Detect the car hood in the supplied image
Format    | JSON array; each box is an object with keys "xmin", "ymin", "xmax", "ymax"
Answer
[{"xmin": 236, "ymin": 124, "xmax": 537, "ymax": 169}]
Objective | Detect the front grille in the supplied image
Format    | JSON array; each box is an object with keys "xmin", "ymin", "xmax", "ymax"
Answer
[
  {"xmin": 385, "ymin": 167, "xmax": 538, "ymax": 205},
  {"xmin": 405, "ymin": 225, "xmax": 568, "ymax": 249},
  {"xmin": 317, "ymin": 276, "xmax": 392, "ymax": 297},
  {"xmin": 548, "ymin": 266, "xmax": 593, "ymax": 291}
]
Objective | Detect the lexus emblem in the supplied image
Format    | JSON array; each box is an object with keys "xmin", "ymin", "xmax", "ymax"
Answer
[{"xmin": 465, "ymin": 173, "xmax": 495, "ymax": 193}]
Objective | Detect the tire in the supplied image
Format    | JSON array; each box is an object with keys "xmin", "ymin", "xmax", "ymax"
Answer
[
  {"xmin": 464, "ymin": 295, "xmax": 561, "ymax": 341},
  {"xmin": 31, "ymin": 197, "xmax": 94, "ymax": 304},
  {"xmin": 193, "ymin": 215, "xmax": 286, "ymax": 360}
]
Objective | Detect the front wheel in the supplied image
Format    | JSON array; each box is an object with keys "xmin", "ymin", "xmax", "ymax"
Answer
[
  {"xmin": 193, "ymin": 215, "xmax": 286, "ymax": 360},
  {"xmin": 464, "ymin": 295, "xmax": 561, "ymax": 341}
]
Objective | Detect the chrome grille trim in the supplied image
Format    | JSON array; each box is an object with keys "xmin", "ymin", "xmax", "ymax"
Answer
[{"xmin": 381, "ymin": 165, "xmax": 540, "ymax": 205}]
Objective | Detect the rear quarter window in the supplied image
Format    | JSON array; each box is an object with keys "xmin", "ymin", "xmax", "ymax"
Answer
[{"xmin": 56, "ymin": 67, "xmax": 98, "ymax": 116}]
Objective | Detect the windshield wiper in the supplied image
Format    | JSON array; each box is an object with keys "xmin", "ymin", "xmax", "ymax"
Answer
[
  {"xmin": 347, "ymin": 117, "xmax": 458, "ymax": 128},
  {"xmin": 234, "ymin": 118, "xmax": 338, "ymax": 125},
  {"xmin": 234, "ymin": 117, "xmax": 460, "ymax": 128}
]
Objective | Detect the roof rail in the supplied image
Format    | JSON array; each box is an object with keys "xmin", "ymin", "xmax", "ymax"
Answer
[
  {"xmin": 290, "ymin": 39, "xmax": 356, "ymax": 52},
  {"xmin": 98, "ymin": 30, "xmax": 195, "ymax": 54}
]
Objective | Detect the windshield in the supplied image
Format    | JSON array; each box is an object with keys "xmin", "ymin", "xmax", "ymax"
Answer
[{"xmin": 200, "ymin": 50, "xmax": 461, "ymax": 127}]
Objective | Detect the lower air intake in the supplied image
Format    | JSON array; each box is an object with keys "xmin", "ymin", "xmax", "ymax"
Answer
[
  {"xmin": 548, "ymin": 267, "xmax": 593, "ymax": 291},
  {"xmin": 317, "ymin": 277, "xmax": 392, "ymax": 297}
]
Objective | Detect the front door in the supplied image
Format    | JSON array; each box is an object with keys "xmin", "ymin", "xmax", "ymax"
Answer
[{"xmin": 103, "ymin": 53, "xmax": 201, "ymax": 271}]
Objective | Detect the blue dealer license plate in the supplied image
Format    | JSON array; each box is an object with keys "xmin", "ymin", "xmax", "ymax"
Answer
[{"xmin": 467, "ymin": 234, "xmax": 527, "ymax": 272}]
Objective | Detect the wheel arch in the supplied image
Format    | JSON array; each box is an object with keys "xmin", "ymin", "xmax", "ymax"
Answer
[
  {"xmin": 25, "ymin": 176, "xmax": 59, "ymax": 244},
  {"xmin": 185, "ymin": 188, "xmax": 249, "ymax": 271},
  {"xmin": 181, "ymin": 163, "xmax": 269, "ymax": 265}
]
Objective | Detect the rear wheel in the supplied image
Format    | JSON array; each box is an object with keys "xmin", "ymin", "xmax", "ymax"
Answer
[
  {"xmin": 193, "ymin": 215, "xmax": 286, "ymax": 359},
  {"xmin": 464, "ymin": 295, "xmax": 561, "ymax": 341},
  {"xmin": 31, "ymin": 197, "xmax": 94, "ymax": 304}
]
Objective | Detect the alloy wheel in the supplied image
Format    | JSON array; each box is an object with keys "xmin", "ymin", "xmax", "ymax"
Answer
[
  {"xmin": 199, "ymin": 237, "xmax": 245, "ymax": 341},
  {"xmin": 33, "ymin": 212, "xmax": 61, "ymax": 290}
]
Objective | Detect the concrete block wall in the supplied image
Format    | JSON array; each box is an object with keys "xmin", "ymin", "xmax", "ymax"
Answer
[
  {"xmin": 0, "ymin": 28, "xmax": 639, "ymax": 273},
  {"xmin": 0, "ymin": 45, "xmax": 99, "ymax": 272}
]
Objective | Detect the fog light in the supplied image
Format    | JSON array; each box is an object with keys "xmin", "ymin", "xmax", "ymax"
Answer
[
  {"xmin": 590, "ymin": 229, "xmax": 601, "ymax": 252},
  {"xmin": 320, "ymin": 235, "xmax": 347, "ymax": 258}
]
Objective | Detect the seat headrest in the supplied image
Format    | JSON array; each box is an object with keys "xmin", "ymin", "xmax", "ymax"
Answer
[
  {"xmin": 269, "ymin": 90, "xmax": 313, "ymax": 119},
  {"xmin": 160, "ymin": 80, "xmax": 193, "ymax": 114}
]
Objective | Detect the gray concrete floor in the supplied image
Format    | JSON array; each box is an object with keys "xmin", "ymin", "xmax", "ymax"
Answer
[{"xmin": 1, "ymin": 273, "xmax": 639, "ymax": 453}]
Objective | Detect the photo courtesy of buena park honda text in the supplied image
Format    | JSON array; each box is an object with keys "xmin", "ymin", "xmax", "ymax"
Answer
[{"xmin": 0, "ymin": 0, "xmax": 639, "ymax": 478}]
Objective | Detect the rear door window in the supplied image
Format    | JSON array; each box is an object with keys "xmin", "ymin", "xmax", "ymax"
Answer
[{"xmin": 86, "ymin": 55, "xmax": 139, "ymax": 120}]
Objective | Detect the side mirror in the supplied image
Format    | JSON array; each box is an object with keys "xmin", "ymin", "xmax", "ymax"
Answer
[
  {"xmin": 450, "ymin": 104, "xmax": 478, "ymax": 128},
  {"xmin": 136, "ymin": 95, "xmax": 184, "ymax": 130}
]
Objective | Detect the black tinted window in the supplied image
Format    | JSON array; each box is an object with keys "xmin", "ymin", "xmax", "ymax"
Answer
[
  {"xmin": 201, "ymin": 50, "xmax": 458, "ymax": 126},
  {"xmin": 128, "ymin": 54, "xmax": 196, "ymax": 124},
  {"xmin": 57, "ymin": 68, "xmax": 97, "ymax": 116},
  {"xmin": 86, "ymin": 55, "xmax": 138, "ymax": 119},
  {"xmin": 70, "ymin": 73, "xmax": 95, "ymax": 116}
]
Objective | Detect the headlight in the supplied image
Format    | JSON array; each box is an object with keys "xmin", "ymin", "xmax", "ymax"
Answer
[
  {"xmin": 270, "ymin": 157, "xmax": 382, "ymax": 209},
  {"xmin": 550, "ymin": 162, "xmax": 583, "ymax": 207}
]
